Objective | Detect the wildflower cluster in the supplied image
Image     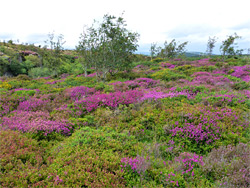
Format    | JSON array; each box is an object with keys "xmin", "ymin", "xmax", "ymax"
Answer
[
  {"xmin": 231, "ymin": 65, "xmax": 250, "ymax": 81},
  {"xmin": 174, "ymin": 152, "xmax": 204, "ymax": 176},
  {"xmin": 0, "ymin": 111, "xmax": 72, "ymax": 135},
  {"xmin": 170, "ymin": 107, "xmax": 243, "ymax": 146},
  {"xmin": 65, "ymin": 86, "xmax": 95, "ymax": 100},
  {"xmin": 110, "ymin": 78, "xmax": 159, "ymax": 91},
  {"xmin": 73, "ymin": 90, "xmax": 144, "ymax": 114},
  {"xmin": 161, "ymin": 62, "xmax": 175, "ymax": 69},
  {"xmin": 121, "ymin": 156, "xmax": 150, "ymax": 175}
]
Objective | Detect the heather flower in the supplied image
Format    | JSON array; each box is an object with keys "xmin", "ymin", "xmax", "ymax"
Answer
[
  {"xmin": 121, "ymin": 156, "xmax": 150, "ymax": 175},
  {"xmin": 0, "ymin": 111, "xmax": 72, "ymax": 135},
  {"xmin": 230, "ymin": 65, "xmax": 250, "ymax": 81},
  {"xmin": 65, "ymin": 86, "xmax": 95, "ymax": 100},
  {"xmin": 174, "ymin": 152, "xmax": 203, "ymax": 176},
  {"xmin": 110, "ymin": 78, "xmax": 159, "ymax": 91},
  {"xmin": 161, "ymin": 62, "xmax": 175, "ymax": 69},
  {"xmin": 17, "ymin": 97, "xmax": 50, "ymax": 111},
  {"xmin": 72, "ymin": 90, "xmax": 144, "ymax": 115},
  {"xmin": 86, "ymin": 72, "xmax": 97, "ymax": 77},
  {"xmin": 169, "ymin": 106, "xmax": 244, "ymax": 146}
]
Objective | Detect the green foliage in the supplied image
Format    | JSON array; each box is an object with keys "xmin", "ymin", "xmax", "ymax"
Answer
[
  {"xmin": 13, "ymin": 89, "xmax": 37, "ymax": 98},
  {"xmin": 44, "ymin": 33, "xmax": 65, "ymax": 77},
  {"xmin": 158, "ymin": 39, "xmax": 188, "ymax": 59},
  {"xmin": 16, "ymin": 74, "xmax": 32, "ymax": 81},
  {"xmin": 28, "ymin": 67, "xmax": 51, "ymax": 78},
  {"xmin": 150, "ymin": 69, "xmax": 187, "ymax": 81},
  {"xmin": 0, "ymin": 130, "xmax": 46, "ymax": 187},
  {"xmin": 107, "ymin": 71, "xmax": 146, "ymax": 81},
  {"xmin": 1, "ymin": 26, "xmax": 250, "ymax": 188},
  {"xmin": 76, "ymin": 13, "xmax": 140, "ymax": 81},
  {"xmin": 63, "ymin": 76, "xmax": 97, "ymax": 87},
  {"xmin": 223, "ymin": 74, "xmax": 242, "ymax": 82},
  {"xmin": 206, "ymin": 36, "xmax": 217, "ymax": 56},
  {"xmin": 150, "ymin": 42, "xmax": 160, "ymax": 60},
  {"xmin": 151, "ymin": 57, "xmax": 164, "ymax": 63},
  {"xmin": 202, "ymin": 143, "xmax": 250, "ymax": 187},
  {"xmin": 0, "ymin": 57, "xmax": 9, "ymax": 76},
  {"xmin": 220, "ymin": 33, "xmax": 243, "ymax": 59},
  {"xmin": 9, "ymin": 58, "xmax": 27, "ymax": 75},
  {"xmin": 232, "ymin": 81, "xmax": 250, "ymax": 90}
]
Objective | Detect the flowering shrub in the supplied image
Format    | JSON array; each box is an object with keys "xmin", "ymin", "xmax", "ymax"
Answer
[
  {"xmin": 191, "ymin": 74, "xmax": 231, "ymax": 86},
  {"xmin": 86, "ymin": 72, "xmax": 97, "ymax": 77},
  {"xmin": 230, "ymin": 65, "xmax": 250, "ymax": 81},
  {"xmin": 193, "ymin": 58, "xmax": 217, "ymax": 67},
  {"xmin": 203, "ymin": 93, "xmax": 246, "ymax": 107},
  {"xmin": 73, "ymin": 90, "xmax": 144, "ymax": 114},
  {"xmin": 174, "ymin": 152, "xmax": 204, "ymax": 176},
  {"xmin": 65, "ymin": 86, "xmax": 95, "ymax": 100},
  {"xmin": 121, "ymin": 156, "xmax": 150, "ymax": 175},
  {"xmin": 0, "ymin": 81, "xmax": 12, "ymax": 89},
  {"xmin": 161, "ymin": 62, "xmax": 175, "ymax": 69},
  {"xmin": 169, "ymin": 106, "xmax": 245, "ymax": 153},
  {"xmin": 110, "ymin": 78, "xmax": 159, "ymax": 91},
  {"xmin": 121, "ymin": 155, "xmax": 151, "ymax": 186},
  {"xmin": 0, "ymin": 130, "xmax": 47, "ymax": 187},
  {"xmin": 140, "ymin": 89, "xmax": 195, "ymax": 101},
  {"xmin": 17, "ymin": 97, "xmax": 50, "ymax": 111},
  {"xmin": 0, "ymin": 55, "xmax": 250, "ymax": 187},
  {"xmin": 0, "ymin": 111, "xmax": 72, "ymax": 135},
  {"xmin": 202, "ymin": 143, "xmax": 250, "ymax": 187}
]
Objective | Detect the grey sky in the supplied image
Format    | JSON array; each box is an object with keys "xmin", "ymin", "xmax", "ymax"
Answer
[{"xmin": 1, "ymin": 0, "xmax": 250, "ymax": 54}]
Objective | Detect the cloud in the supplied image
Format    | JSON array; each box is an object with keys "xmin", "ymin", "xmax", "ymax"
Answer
[
  {"xmin": 166, "ymin": 24, "xmax": 221, "ymax": 39},
  {"xmin": 0, "ymin": 33, "xmax": 15, "ymax": 41},
  {"xmin": 25, "ymin": 33, "xmax": 48, "ymax": 44},
  {"xmin": 229, "ymin": 21, "xmax": 250, "ymax": 31}
]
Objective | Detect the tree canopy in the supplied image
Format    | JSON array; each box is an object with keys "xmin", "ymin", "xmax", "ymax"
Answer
[{"xmin": 76, "ymin": 14, "xmax": 140, "ymax": 81}]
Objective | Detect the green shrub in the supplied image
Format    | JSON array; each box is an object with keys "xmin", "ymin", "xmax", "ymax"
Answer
[
  {"xmin": 0, "ymin": 130, "xmax": 46, "ymax": 187},
  {"xmin": 223, "ymin": 74, "xmax": 242, "ymax": 82},
  {"xmin": 232, "ymin": 81, "xmax": 250, "ymax": 90},
  {"xmin": 13, "ymin": 89, "xmax": 37, "ymax": 97},
  {"xmin": 16, "ymin": 74, "xmax": 32, "ymax": 81},
  {"xmin": 150, "ymin": 69, "xmax": 186, "ymax": 81},
  {"xmin": 28, "ymin": 67, "xmax": 51, "ymax": 78},
  {"xmin": 151, "ymin": 57, "xmax": 164, "ymax": 63},
  {"xmin": 9, "ymin": 59, "xmax": 27, "ymax": 75},
  {"xmin": 107, "ymin": 71, "xmax": 146, "ymax": 81}
]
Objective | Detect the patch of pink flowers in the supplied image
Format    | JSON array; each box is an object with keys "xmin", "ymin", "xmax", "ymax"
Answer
[
  {"xmin": 0, "ymin": 111, "xmax": 72, "ymax": 135},
  {"xmin": 65, "ymin": 86, "xmax": 95, "ymax": 100},
  {"xmin": 73, "ymin": 89, "xmax": 144, "ymax": 114},
  {"xmin": 17, "ymin": 97, "xmax": 50, "ymax": 111},
  {"xmin": 170, "ymin": 107, "xmax": 243, "ymax": 144},
  {"xmin": 231, "ymin": 65, "xmax": 250, "ymax": 81},
  {"xmin": 110, "ymin": 78, "xmax": 159, "ymax": 91},
  {"xmin": 161, "ymin": 62, "xmax": 175, "ymax": 69},
  {"xmin": 175, "ymin": 152, "xmax": 204, "ymax": 175},
  {"xmin": 121, "ymin": 156, "xmax": 150, "ymax": 175}
]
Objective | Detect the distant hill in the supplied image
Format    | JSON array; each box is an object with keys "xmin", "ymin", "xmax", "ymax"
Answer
[
  {"xmin": 185, "ymin": 51, "xmax": 204, "ymax": 57},
  {"xmin": 136, "ymin": 51, "xmax": 206, "ymax": 57}
]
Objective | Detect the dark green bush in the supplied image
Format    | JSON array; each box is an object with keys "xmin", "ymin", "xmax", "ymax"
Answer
[{"xmin": 107, "ymin": 71, "xmax": 147, "ymax": 81}]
